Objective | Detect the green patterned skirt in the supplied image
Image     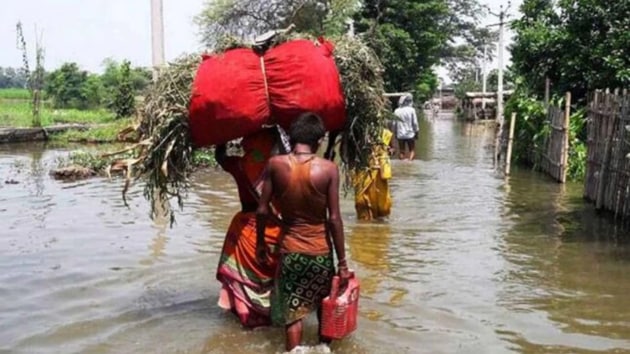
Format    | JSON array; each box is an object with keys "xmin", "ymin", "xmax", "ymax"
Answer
[{"xmin": 271, "ymin": 252, "xmax": 335, "ymax": 326}]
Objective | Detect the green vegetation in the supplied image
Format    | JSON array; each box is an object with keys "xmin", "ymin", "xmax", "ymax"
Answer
[
  {"xmin": 192, "ymin": 148, "xmax": 218, "ymax": 168},
  {"xmin": 0, "ymin": 98, "xmax": 127, "ymax": 145},
  {"xmin": 505, "ymin": 0, "xmax": 629, "ymax": 181},
  {"xmin": 511, "ymin": 0, "xmax": 629, "ymax": 102},
  {"xmin": 55, "ymin": 146, "xmax": 216, "ymax": 178},
  {"xmin": 58, "ymin": 150, "xmax": 121, "ymax": 172},
  {"xmin": 567, "ymin": 108, "xmax": 587, "ymax": 181},
  {"xmin": 16, "ymin": 21, "xmax": 45, "ymax": 127},
  {"xmin": 0, "ymin": 100, "xmax": 114, "ymax": 127},
  {"xmin": 2, "ymin": 60, "xmax": 151, "ymax": 127},
  {"xmin": 0, "ymin": 67, "xmax": 28, "ymax": 89},
  {"xmin": 43, "ymin": 60, "xmax": 150, "ymax": 113},
  {"xmin": 0, "ymin": 88, "xmax": 30, "ymax": 100},
  {"xmin": 52, "ymin": 118, "xmax": 132, "ymax": 143},
  {"xmin": 109, "ymin": 60, "xmax": 136, "ymax": 119}
]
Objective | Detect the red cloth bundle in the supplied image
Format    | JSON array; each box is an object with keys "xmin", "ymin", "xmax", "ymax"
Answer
[{"xmin": 188, "ymin": 38, "xmax": 346, "ymax": 147}]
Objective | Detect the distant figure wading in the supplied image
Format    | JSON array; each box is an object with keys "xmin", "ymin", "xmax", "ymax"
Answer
[{"xmin": 393, "ymin": 94, "xmax": 419, "ymax": 161}]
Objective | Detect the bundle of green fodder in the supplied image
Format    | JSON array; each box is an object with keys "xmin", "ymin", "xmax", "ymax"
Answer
[{"xmin": 114, "ymin": 34, "xmax": 389, "ymax": 222}]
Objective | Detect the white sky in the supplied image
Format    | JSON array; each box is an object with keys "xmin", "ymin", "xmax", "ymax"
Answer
[{"xmin": 1, "ymin": 0, "xmax": 521, "ymax": 76}]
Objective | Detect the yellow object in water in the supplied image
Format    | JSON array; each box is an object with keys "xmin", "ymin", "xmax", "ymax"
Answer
[{"xmin": 353, "ymin": 129, "xmax": 393, "ymax": 221}]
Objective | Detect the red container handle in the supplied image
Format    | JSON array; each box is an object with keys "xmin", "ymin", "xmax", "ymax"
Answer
[
  {"xmin": 329, "ymin": 276, "xmax": 340, "ymax": 301},
  {"xmin": 330, "ymin": 271, "xmax": 355, "ymax": 300}
]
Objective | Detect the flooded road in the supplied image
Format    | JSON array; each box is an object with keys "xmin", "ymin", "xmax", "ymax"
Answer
[{"xmin": 1, "ymin": 116, "xmax": 630, "ymax": 354}]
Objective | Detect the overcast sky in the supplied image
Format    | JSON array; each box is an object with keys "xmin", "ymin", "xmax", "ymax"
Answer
[{"xmin": 1, "ymin": 0, "xmax": 521, "ymax": 75}]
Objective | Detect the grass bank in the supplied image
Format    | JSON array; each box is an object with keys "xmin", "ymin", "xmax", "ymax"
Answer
[
  {"xmin": 51, "ymin": 118, "xmax": 134, "ymax": 143},
  {"xmin": 0, "ymin": 100, "xmax": 115, "ymax": 127},
  {"xmin": 54, "ymin": 147, "xmax": 216, "ymax": 181},
  {"xmin": 0, "ymin": 88, "xmax": 30, "ymax": 100},
  {"xmin": 0, "ymin": 99, "xmax": 133, "ymax": 144}
]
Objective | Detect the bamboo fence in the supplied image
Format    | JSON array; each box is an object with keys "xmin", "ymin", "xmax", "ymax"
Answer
[
  {"xmin": 513, "ymin": 92, "xmax": 571, "ymax": 182},
  {"xmin": 584, "ymin": 89, "xmax": 630, "ymax": 220},
  {"xmin": 540, "ymin": 93, "xmax": 571, "ymax": 183}
]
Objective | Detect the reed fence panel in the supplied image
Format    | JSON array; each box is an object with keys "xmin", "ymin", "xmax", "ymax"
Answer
[
  {"xmin": 584, "ymin": 89, "xmax": 630, "ymax": 220},
  {"xmin": 517, "ymin": 93, "xmax": 570, "ymax": 183}
]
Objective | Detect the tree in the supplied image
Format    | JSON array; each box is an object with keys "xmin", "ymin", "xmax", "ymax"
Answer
[
  {"xmin": 101, "ymin": 58, "xmax": 152, "ymax": 99},
  {"xmin": 353, "ymin": 0, "xmax": 450, "ymax": 100},
  {"xmin": 131, "ymin": 67, "xmax": 152, "ymax": 93},
  {"xmin": 45, "ymin": 63, "xmax": 90, "ymax": 109},
  {"xmin": 509, "ymin": 0, "xmax": 561, "ymax": 97},
  {"xmin": 510, "ymin": 0, "xmax": 630, "ymax": 101},
  {"xmin": 82, "ymin": 74, "xmax": 104, "ymax": 108},
  {"xmin": 109, "ymin": 60, "xmax": 135, "ymax": 118},
  {"xmin": 195, "ymin": 0, "xmax": 360, "ymax": 47},
  {"xmin": 16, "ymin": 22, "xmax": 45, "ymax": 127},
  {"xmin": 0, "ymin": 67, "xmax": 28, "ymax": 88}
]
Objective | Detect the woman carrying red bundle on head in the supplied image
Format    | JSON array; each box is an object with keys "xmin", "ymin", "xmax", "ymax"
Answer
[{"xmin": 215, "ymin": 126, "xmax": 290, "ymax": 328}]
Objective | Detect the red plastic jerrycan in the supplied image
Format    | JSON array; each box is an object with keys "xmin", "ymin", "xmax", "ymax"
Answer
[{"xmin": 320, "ymin": 272, "xmax": 360, "ymax": 340}]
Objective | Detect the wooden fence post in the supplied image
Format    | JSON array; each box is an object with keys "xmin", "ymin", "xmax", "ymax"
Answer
[
  {"xmin": 560, "ymin": 92, "xmax": 571, "ymax": 183},
  {"xmin": 544, "ymin": 77, "xmax": 551, "ymax": 108},
  {"xmin": 596, "ymin": 89, "xmax": 613, "ymax": 210},
  {"xmin": 585, "ymin": 90, "xmax": 600, "ymax": 199},
  {"xmin": 505, "ymin": 112, "xmax": 517, "ymax": 175}
]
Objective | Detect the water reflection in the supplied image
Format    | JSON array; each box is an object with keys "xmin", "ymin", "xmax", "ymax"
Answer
[
  {"xmin": 2, "ymin": 117, "xmax": 630, "ymax": 353},
  {"xmin": 499, "ymin": 169, "xmax": 630, "ymax": 352},
  {"xmin": 348, "ymin": 222, "xmax": 393, "ymax": 322}
]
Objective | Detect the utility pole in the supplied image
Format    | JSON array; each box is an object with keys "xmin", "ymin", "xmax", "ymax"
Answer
[
  {"xmin": 497, "ymin": 9, "xmax": 505, "ymax": 125},
  {"xmin": 439, "ymin": 78, "xmax": 443, "ymax": 111},
  {"xmin": 151, "ymin": 0, "xmax": 165, "ymax": 81},
  {"xmin": 488, "ymin": 2, "xmax": 511, "ymax": 165},
  {"xmin": 488, "ymin": 2, "xmax": 510, "ymax": 125},
  {"xmin": 481, "ymin": 44, "xmax": 488, "ymax": 110}
]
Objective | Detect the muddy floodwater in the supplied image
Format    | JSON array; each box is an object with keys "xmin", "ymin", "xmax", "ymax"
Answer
[{"xmin": 1, "ymin": 115, "xmax": 630, "ymax": 354}]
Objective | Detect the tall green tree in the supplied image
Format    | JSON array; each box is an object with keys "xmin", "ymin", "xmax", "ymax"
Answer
[
  {"xmin": 195, "ymin": 0, "xmax": 359, "ymax": 47},
  {"xmin": 353, "ymin": 0, "xmax": 450, "ymax": 100},
  {"xmin": 109, "ymin": 60, "xmax": 135, "ymax": 118},
  {"xmin": 354, "ymin": 0, "xmax": 493, "ymax": 101},
  {"xmin": 101, "ymin": 58, "xmax": 156, "ymax": 94},
  {"xmin": 45, "ymin": 63, "xmax": 90, "ymax": 109},
  {"xmin": 510, "ymin": 0, "xmax": 630, "ymax": 101},
  {"xmin": 82, "ymin": 74, "xmax": 105, "ymax": 108}
]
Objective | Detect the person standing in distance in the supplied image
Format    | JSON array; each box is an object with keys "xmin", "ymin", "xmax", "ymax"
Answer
[{"xmin": 394, "ymin": 94, "xmax": 419, "ymax": 160}]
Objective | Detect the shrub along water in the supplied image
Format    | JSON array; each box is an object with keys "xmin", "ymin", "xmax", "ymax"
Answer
[{"xmin": 504, "ymin": 87, "xmax": 587, "ymax": 181}]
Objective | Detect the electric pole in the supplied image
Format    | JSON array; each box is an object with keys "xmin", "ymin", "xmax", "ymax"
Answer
[
  {"xmin": 151, "ymin": 0, "xmax": 165, "ymax": 81},
  {"xmin": 488, "ymin": 2, "xmax": 511, "ymax": 165},
  {"xmin": 481, "ymin": 44, "xmax": 488, "ymax": 110},
  {"xmin": 488, "ymin": 2, "xmax": 511, "ymax": 125}
]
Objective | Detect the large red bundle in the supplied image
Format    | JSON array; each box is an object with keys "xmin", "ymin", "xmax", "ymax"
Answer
[{"xmin": 188, "ymin": 38, "xmax": 346, "ymax": 147}]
